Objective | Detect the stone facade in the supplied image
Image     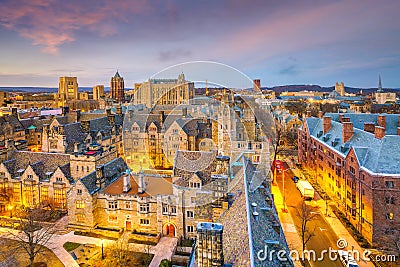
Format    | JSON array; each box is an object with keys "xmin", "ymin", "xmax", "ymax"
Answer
[{"xmin": 57, "ymin": 77, "xmax": 79, "ymax": 107}]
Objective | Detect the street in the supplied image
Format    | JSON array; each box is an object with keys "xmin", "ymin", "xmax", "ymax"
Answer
[{"xmin": 275, "ymin": 162, "xmax": 343, "ymax": 267}]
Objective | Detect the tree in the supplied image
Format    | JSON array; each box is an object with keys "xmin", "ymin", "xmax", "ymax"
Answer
[
  {"xmin": 5, "ymin": 205, "xmax": 60, "ymax": 267},
  {"xmin": 296, "ymin": 201, "xmax": 317, "ymax": 253},
  {"xmin": 159, "ymin": 259, "xmax": 172, "ymax": 267},
  {"xmin": 108, "ymin": 234, "xmax": 131, "ymax": 267}
]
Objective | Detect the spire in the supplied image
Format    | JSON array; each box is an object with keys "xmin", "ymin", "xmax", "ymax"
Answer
[
  {"xmin": 114, "ymin": 70, "xmax": 121, "ymax": 78},
  {"xmin": 377, "ymin": 75, "xmax": 383, "ymax": 92}
]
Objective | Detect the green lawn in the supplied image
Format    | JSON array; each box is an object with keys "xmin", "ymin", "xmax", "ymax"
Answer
[{"xmin": 63, "ymin": 241, "xmax": 81, "ymax": 252}]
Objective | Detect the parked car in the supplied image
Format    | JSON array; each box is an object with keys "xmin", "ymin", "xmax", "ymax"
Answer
[{"xmin": 292, "ymin": 176, "xmax": 299, "ymax": 183}]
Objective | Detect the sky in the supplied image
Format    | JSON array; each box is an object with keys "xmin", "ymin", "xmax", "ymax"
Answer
[{"xmin": 0, "ymin": 0, "xmax": 400, "ymax": 88}]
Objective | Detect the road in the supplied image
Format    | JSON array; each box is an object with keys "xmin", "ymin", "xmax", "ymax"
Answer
[{"xmin": 275, "ymin": 162, "xmax": 343, "ymax": 267}]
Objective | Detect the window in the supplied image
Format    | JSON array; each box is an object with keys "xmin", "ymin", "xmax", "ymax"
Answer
[
  {"xmin": 385, "ymin": 196, "xmax": 395, "ymax": 205},
  {"xmin": 27, "ymin": 174, "xmax": 33, "ymax": 179},
  {"xmin": 81, "ymin": 166, "xmax": 84, "ymax": 172},
  {"xmin": 385, "ymin": 181, "xmax": 394, "ymax": 188},
  {"xmin": 162, "ymin": 205, "xmax": 168, "ymax": 214},
  {"xmin": 187, "ymin": 225, "xmax": 194, "ymax": 233},
  {"xmin": 108, "ymin": 215, "xmax": 118, "ymax": 222},
  {"xmin": 87, "ymin": 166, "xmax": 89, "ymax": 172},
  {"xmin": 40, "ymin": 186, "xmax": 48, "ymax": 202},
  {"xmin": 76, "ymin": 214, "xmax": 85, "ymax": 223},
  {"xmin": 191, "ymin": 197, "xmax": 196, "ymax": 204},
  {"xmin": 186, "ymin": 211, "xmax": 194, "ymax": 218},
  {"xmin": 140, "ymin": 219, "xmax": 150, "ymax": 225},
  {"xmin": 0, "ymin": 172, "xmax": 5, "ymax": 177},
  {"xmin": 54, "ymin": 188, "xmax": 66, "ymax": 209},
  {"xmin": 13, "ymin": 183, "xmax": 21, "ymax": 202},
  {"xmin": 108, "ymin": 200, "xmax": 118, "ymax": 210},
  {"xmin": 125, "ymin": 201, "xmax": 131, "ymax": 209},
  {"xmin": 190, "ymin": 182, "xmax": 201, "ymax": 188},
  {"xmin": 76, "ymin": 200, "xmax": 85, "ymax": 209},
  {"xmin": 139, "ymin": 203, "xmax": 149, "ymax": 213},
  {"xmin": 171, "ymin": 206, "xmax": 177, "ymax": 214},
  {"xmin": 56, "ymin": 177, "xmax": 62, "ymax": 182},
  {"xmin": 386, "ymin": 213, "xmax": 394, "ymax": 220},
  {"xmin": 76, "ymin": 166, "xmax": 79, "ymax": 171},
  {"xmin": 77, "ymin": 189, "xmax": 82, "ymax": 195}
]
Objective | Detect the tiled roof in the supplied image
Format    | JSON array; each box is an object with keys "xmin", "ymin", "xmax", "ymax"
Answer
[
  {"xmin": 2, "ymin": 151, "xmax": 71, "ymax": 180},
  {"xmin": 173, "ymin": 150, "xmax": 218, "ymax": 187},
  {"xmin": 304, "ymin": 117, "xmax": 400, "ymax": 174},
  {"xmin": 79, "ymin": 157, "xmax": 128, "ymax": 195},
  {"xmin": 325, "ymin": 113, "xmax": 400, "ymax": 135},
  {"xmin": 64, "ymin": 123, "xmax": 87, "ymax": 152}
]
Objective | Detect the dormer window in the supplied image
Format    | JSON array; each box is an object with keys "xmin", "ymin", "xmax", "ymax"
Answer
[
  {"xmin": 190, "ymin": 182, "xmax": 201, "ymax": 188},
  {"xmin": 56, "ymin": 177, "xmax": 62, "ymax": 182}
]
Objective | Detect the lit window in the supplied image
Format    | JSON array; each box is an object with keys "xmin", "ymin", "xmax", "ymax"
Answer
[
  {"xmin": 76, "ymin": 200, "xmax": 85, "ymax": 209},
  {"xmin": 109, "ymin": 215, "xmax": 118, "ymax": 222},
  {"xmin": 125, "ymin": 201, "xmax": 131, "ymax": 209},
  {"xmin": 77, "ymin": 214, "xmax": 85, "ymax": 223},
  {"xmin": 386, "ymin": 213, "xmax": 394, "ymax": 220}
]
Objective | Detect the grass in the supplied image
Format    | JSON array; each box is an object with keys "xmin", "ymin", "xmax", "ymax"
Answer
[
  {"xmin": 63, "ymin": 241, "xmax": 81, "ymax": 252},
  {"xmin": 74, "ymin": 230, "xmax": 118, "ymax": 241},
  {"xmin": 128, "ymin": 238, "xmax": 157, "ymax": 246}
]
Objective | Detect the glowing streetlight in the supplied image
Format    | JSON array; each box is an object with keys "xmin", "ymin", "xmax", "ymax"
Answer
[{"xmin": 7, "ymin": 204, "xmax": 13, "ymax": 218}]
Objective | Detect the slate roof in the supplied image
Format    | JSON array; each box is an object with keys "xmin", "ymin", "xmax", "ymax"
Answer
[
  {"xmin": 79, "ymin": 157, "xmax": 128, "ymax": 195},
  {"xmin": 304, "ymin": 117, "xmax": 400, "ymax": 175},
  {"xmin": 325, "ymin": 113, "xmax": 400, "ymax": 135},
  {"xmin": 20, "ymin": 117, "xmax": 52, "ymax": 132},
  {"xmin": 64, "ymin": 123, "xmax": 87, "ymax": 152},
  {"xmin": 173, "ymin": 150, "xmax": 218, "ymax": 187},
  {"xmin": 2, "ymin": 151, "xmax": 71, "ymax": 181}
]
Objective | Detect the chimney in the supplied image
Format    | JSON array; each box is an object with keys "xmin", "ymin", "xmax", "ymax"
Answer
[
  {"xmin": 342, "ymin": 117, "xmax": 350, "ymax": 123},
  {"xmin": 318, "ymin": 111, "xmax": 324, "ymax": 119},
  {"xmin": 138, "ymin": 171, "xmax": 145, "ymax": 194},
  {"xmin": 363, "ymin": 122, "xmax": 375, "ymax": 134},
  {"xmin": 123, "ymin": 174, "xmax": 131, "ymax": 193},
  {"xmin": 182, "ymin": 107, "xmax": 188, "ymax": 117},
  {"xmin": 81, "ymin": 120, "xmax": 90, "ymax": 133},
  {"xmin": 96, "ymin": 165, "xmax": 105, "ymax": 189},
  {"xmin": 160, "ymin": 111, "xmax": 165, "ymax": 125},
  {"xmin": 377, "ymin": 115, "xmax": 386, "ymax": 129},
  {"xmin": 116, "ymin": 106, "xmax": 122, "ymax": 116},
  {"xmin": 253, "ymin": 79, "xmax": 261, "ymax": 92},
  {"xmin": 43, "ymin": 124, "xmax": 49, "ymax": 135},
  {"xmin": 323, "ymin": 116, "xmax": 332, "ymax": 134},
  {"xmin": 342, "ymin": 122, "xmax": 354, "ymax": 143},
  {"xmin": 74, "ymin": 142, "xmax": 79, "ymax": 153},
  {"xmin": 76, "ymin": 110, "xmax": 81, "ymax": 121},
  {"xmin": 11, "ymin": 108, "xmax": 17, "ymax": 116},
  {"xmin": 306, "ymin": 110, "xmax": 311, "ymax": 117},
  {"xmin": 62, "ymin": 106, "xmax": 69, "ymax": 115},
  {"xmin": 374, "ymin": 126, "xmax": 385, "ymax": 139},
  {"xmin": 339, "ymin": 114, "xmax": 344, "ymax": 122}
]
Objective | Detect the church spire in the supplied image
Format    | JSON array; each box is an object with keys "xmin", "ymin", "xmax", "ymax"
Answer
[{"xmin": 377, "ymin": 75, "xmax": 383, "ymax": 92}]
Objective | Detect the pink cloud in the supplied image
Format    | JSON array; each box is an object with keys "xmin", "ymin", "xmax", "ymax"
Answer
[{"xmin": 0, "ymin": 0, "xmax": 149, "ymax": 54}]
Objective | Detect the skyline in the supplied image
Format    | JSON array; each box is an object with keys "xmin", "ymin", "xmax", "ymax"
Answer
[{"xmin": 1, "ymin": 0, "xmax": 400, "ymax": 88}]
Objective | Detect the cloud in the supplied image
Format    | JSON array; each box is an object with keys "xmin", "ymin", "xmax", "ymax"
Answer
[
  {"xmin": 158, "ymin": 48, "xmax": 191, "ymax": 62},
  {"xmin": 279, "ymin": 64, "xmax": 298, "ymax": 75},
  {"xmin": 0, "ymin": 0, "xmax": 149, "ymax": 54}
]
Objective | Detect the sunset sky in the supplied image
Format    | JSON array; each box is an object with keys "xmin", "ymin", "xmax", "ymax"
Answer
[{"xmin": 0, "ymin": 0, "xmax": 399, "ymax": 88}]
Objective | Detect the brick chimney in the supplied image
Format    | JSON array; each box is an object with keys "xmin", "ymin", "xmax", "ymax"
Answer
[
  {"xmin": 96, "ymin": 165, "xmax": 105, "ymax": 189},
  {"xmin": 318, "ymin": 111, "xmax": 324, "ymax": 118},
  {"xmin": 363, "ymin": 122, "xmax": 375, "ymax": 134},
  {"xmin": 342, "ymin": 117, "xmax": 350, "ymax": 123},
  {"xmin": 374, "ymin": 126, "xmax": 385, "ymax": 139},
  {"xmin": 377, "ymin": 115, "xmax": 386, "ymax": 129},
  {"xmin": 306, "ymin": 110, "xmax": 311, "ymax": 117},
  {"xmin": 323, "ymin": 116, "xmax": 332, "ymax": 134},
  {"xmin": 342, "ymin": 122, "xmax": 354, "ymax": 143}
]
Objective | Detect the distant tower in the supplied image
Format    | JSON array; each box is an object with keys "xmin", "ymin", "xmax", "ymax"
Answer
[
  {"xmin": 205, "ymin": 80, "xmax": 209, "ymax": 96},
  {"xmin": 110, "ymin": 71, "xmax": 125, "ymax": 103},
  {"xmin": 335, "ymin": 82, "xmax": 345, "ymax": 96},
  {"xmin": 196, "ymin": 222, "xmax": 224, "ymax": 267},
  {"xmin": 253, "ymin": 79, "xmax": 261, "ymax": 93},
  {"xmin": 377, "ymin": 75, "xmax": 383, "ymax": 92},
  {"xmin": 93, "ymin": 85, "xmax": 104, "ymax": 100},
  {"xmin": 58, "ymin": 77, "xmax": 78, "ymax": 107}
]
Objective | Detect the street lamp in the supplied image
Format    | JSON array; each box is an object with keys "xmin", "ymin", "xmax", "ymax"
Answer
[{"xmin": 7, "ymin": 204, "xmax": 13, "ymax": 218}]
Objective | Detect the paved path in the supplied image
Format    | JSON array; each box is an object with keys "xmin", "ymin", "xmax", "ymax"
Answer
[{"xmin": 148, "ymin": 237, "xmax": 178, "ymax": 267}]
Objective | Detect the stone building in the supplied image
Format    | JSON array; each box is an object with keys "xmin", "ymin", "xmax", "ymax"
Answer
[
  {"xmin": 196, "ymin": 222, "xmax": 224, "ymax": 267},
  {"xmin": 375, "ymin": 75, "xmax": 396, "ymax": 104},
  {"xmin": 335, "ymin": 81, "xmax": 345, "ymax": 96},
  {"xmin": 110, "ymin": 71, "xmax": 125, "ymax": 103},
  {"xmin": 57, "ymin": 77, "xmax": 79, "ymax": 107},
  {"xmin": 0, "ymin": 151, "xmax": 72, "ymax": 213},
  {"xmin": 298, "ymin": 113, "xmax": 400, "ymax": 252},
  {"xmin": 93, "ymin": 85, "xmax": 105, "ymax": 100},
  {"xmin": 133, "ymin": 73, "xmax": 195, "ymax": 108}
]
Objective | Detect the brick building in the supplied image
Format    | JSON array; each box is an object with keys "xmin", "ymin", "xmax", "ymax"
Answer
[{"xmin": 298, "ymin": 113, "xmax": 400, "ymax": 252}]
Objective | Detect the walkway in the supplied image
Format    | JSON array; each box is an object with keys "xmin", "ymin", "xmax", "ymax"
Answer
[{"xmin": 148, "ymin": 237, "xmax": 178, "ymax": 267}]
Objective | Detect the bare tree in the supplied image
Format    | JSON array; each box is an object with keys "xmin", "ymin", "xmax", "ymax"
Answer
[
  {"xmin": 5, "ymin": 205, "xmax": 59, "ymax": 267},
  {"xmin": 108, "ymin": 233, "xmax": 131, "ymax": 267},
  {"xmin": 297, "ymin": 201, "xmax": 317, "ymax": 252}
]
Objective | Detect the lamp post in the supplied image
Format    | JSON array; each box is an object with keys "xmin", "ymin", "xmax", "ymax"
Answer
[
  {"xmin": 8, "ymin": 204, "xmax": 12, "ymax": 218},
  {"xmin": 101, "ymin": 239, "xmax": 104, "ymax": 260}
]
